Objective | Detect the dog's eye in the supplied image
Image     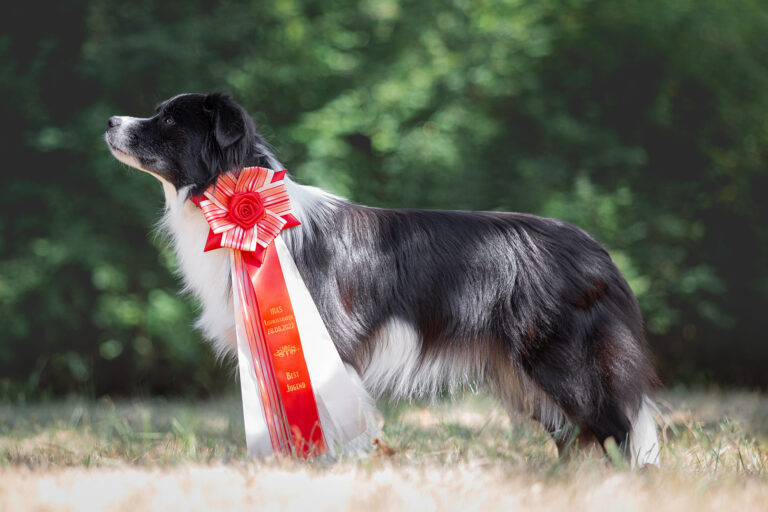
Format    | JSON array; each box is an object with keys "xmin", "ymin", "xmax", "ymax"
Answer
[{"xmin": 164, "ymin": 115, "xmax": 175, "ymax": 126}]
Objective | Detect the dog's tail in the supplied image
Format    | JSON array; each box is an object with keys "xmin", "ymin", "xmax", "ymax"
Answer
[{"xmin": 628, "ymin": 395, "xmax": 661, "ymax": 467}]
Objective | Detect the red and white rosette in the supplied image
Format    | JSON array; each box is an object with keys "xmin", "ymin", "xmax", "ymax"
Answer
[{"xmin": 192, "ymin": 166, "xmax": 367, "ymax": 458}]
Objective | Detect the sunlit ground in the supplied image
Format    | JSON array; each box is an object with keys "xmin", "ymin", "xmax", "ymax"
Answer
[{"xmin": 1, "ymin": 390, "xmax": 767, "ymax": 511}]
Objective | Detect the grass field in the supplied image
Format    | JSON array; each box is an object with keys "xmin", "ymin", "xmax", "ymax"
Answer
[{"xmin": 1, "ymin": 390, "xmax": 767, "ymax": 511}]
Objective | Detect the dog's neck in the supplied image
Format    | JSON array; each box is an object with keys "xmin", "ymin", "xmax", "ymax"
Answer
[{"xmin": 159, "ymin": 170, "xmax": 344, "ymax": 256}]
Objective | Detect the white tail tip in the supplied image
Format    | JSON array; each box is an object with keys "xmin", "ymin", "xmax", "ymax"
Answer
[{"xmin": 629, "ymin": 395, "xmax": 661, "ymax": 468}]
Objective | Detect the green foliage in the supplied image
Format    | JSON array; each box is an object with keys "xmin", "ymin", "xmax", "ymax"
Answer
[{"xmin": 1, "ymin": 0, "xmax": 767, "ymax": 396}]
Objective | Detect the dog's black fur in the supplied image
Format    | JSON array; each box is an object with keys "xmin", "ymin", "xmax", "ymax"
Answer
[
  {"xmin": 108, "ymin": 93, "xmax": 273, "ymax": 195},
  {"xmin": 106, "ymin": 93, "xmax": 658, "ymax": 461}
]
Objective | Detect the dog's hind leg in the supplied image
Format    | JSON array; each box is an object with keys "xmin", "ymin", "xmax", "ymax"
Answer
[
  {"xmin": 518, "ymin": 317, "xmax": 658, "ymax": 467},
  {"xmin": 491, "ymin": 367, "xmax": 604, "ymax": 459},
  {"xmin": 489, "ymin": 357, "xmax": 579, "ymax": 457},
  {"xmin": 552, "ymin": 428, "xmax": 602, "ymax": 459}
]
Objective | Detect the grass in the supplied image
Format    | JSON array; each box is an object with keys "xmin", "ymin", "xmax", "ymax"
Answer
[{"xmin": 1, "ymin": 389, "xmax": 768, "ymax": 510}]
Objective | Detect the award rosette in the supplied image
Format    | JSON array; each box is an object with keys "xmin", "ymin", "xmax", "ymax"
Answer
[{"xmin": 192, "ymin": 166, "xmax": 367, "ymax": 458}]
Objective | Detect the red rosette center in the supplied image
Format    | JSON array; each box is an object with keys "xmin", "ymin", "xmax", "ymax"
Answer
[{"xmin": 229, "ymin": 192, "xmax": 266, "ymax": 229}]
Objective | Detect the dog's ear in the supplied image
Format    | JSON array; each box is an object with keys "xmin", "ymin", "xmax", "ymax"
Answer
[
  {"xmin": 195, "ymin": 93, "xmax": 254, "ymax": 194},
  {"xmin": 204, "ymin": 93, "xmax": 246, "ymax": 148},
  {"xmin": 195, "ymin": 93, "xmax": 267, "ymax": 195}
]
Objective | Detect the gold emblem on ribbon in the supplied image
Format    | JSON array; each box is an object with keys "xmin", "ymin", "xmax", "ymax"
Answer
[{"xmin": 273, "ymin": 344, "xmax": 299, "ymax": 358}]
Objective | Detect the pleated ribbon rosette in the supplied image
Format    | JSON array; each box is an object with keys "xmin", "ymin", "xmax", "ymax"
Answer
[{"xmin": 192, "ymin": 166, "xmax": 367, "ymax": 458}]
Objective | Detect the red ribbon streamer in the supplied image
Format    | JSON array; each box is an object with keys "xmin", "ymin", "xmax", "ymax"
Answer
[{"xmin": 238, "ymin": 248, "xmax": 326, "ymax": 457}]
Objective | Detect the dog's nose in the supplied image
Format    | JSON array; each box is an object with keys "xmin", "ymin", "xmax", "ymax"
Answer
[{"xmin": 107, "ymin": 116, "xmax": 122, "ymax": 129}]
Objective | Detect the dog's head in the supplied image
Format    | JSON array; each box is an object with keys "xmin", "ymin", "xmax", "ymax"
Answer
[{"xmin": 105, "ymin": 93, "xmax": 273, "ymax": 195}]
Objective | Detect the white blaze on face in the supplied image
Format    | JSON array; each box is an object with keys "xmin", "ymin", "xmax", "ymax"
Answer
[
  {"xmin": 106, "ymin": 115, "xmax": 176, "ymax": 192},
  {"xmin": 105, "ymin": 116, "xmax": 146, "ymax": 170}
]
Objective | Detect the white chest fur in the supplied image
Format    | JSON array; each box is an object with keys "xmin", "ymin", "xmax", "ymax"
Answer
[{"xmin": 160, "ymin": 182, "xmax": 238, "ymax": 358}]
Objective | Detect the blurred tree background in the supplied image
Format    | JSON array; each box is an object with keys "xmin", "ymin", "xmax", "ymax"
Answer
[{"xmin": 1, "ymin": 0, "xmax": 767, "ymax": 400}]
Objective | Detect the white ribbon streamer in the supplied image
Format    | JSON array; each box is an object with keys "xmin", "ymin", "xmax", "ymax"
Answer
[{"xmin": 234, "ymin": 235, "xmax": 368, "ymax": 457}]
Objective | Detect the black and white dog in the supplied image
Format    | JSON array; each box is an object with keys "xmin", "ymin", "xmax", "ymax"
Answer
[{"xmin": 105, "ymin": 93, "xmax": 660, "ymax": 466}]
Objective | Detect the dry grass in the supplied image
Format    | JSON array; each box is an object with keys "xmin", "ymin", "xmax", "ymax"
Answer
[{"xmin": 1, "ymin": 390, "xmax": 767, "ymax": 511}]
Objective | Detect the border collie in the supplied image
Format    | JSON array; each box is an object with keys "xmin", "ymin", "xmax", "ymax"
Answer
[{"xmin": 105, "ymin": 93, "xmax": 660, "ymax": 466}]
